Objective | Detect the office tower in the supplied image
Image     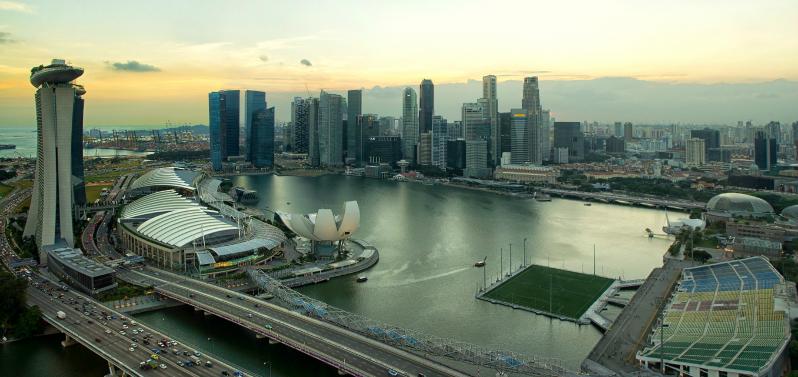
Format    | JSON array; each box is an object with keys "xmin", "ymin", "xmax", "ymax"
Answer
[
  {"xmin": 419, "ymin": 79, "xmax": 434, "ymax": 133},
  {"xmin": 209, "ymin": 89, "xmax": 240, "ymax": 169},
  {"xmin": 462, "ymin": 102, "xmax": 489, "ymax": 141},
  {"xmin": 623, "ymin": 122, "xmax": 633, "ymax": 141},
  {"xmin": 431, "ymin": 116, "xmax": 447, "ymax": 169},
  {"xmin": 418, "ymin": 132, "xmax": 432, "ymax": 166},
  {"xmin": 499, "ymin": 112, "xmax": 512, "ymax": 156},
  {"xmin": 346, "ymin": 90, "xmax": 362, "ymax": 161},
  {"xmin": 378, "ymin": 116, "xmax": 396, "ymax": 136},
  {"xmin": 401, "ymin": 87, "xmax": 419, "ymax": 163},
  {"xmin": 364, "ymin": 136, "xmax": 402, "ymax": 165},
  {"xmin": 249, "ymin": 107, "xmax": 275, "ymax": 168},
  {"xmin": 25, "ymin": 59, "xmax": 86, "ymax": 259},
  {"xmin": 553, "ymin": 122, "xmax": 584, "ymax": 162},
  {"xmin": 793, "ymin": 122, "xmax": 798, "ymax": 161},
  {"xmin": 522, "ymin": 77, "xmax": 542, "ymax": 164},
  {"xmin": 308, "ymin": 97, "xmax": 321, "ymax": 166},
  {"xmin": 244, "ymin": 90, "xmax": 267, "ymax": 162},
  {"xmin": 483, "ymin": 75, "xmax": 499, "ymax": 166},
  {"xmin": 754, "ymin": 130, "xmax": 777, "ymax": 171},
  {"xmin": 510, "ymin": 109, "xmax": 529, "ymax": 164},
  {"xmin": 540, "ymin": 109, "xmax": 551, "ymax": 161},
  {"xmin": 686, "ymin": 138, "xmax": 706, "ymax": 166},
  {"xmin": 244, "ymin": 90, "xmax": 266, "ymax": 159},
  {"xmin": 290, "ymin": 97, "xmax": 310, "ymax": 153},
  {"xmin": 614, "ymin": 122, "xmax": 623, "ymax": 137},
  {"xmin": 767, "ymin": 121, "xmax": 782, "ymax": 144},
  {"xmin": 354, "ymin": 114, "xmax": 380, "ymax": 164},
  {"xmin": 690, "ymin": 128, "xmax": 720, "ymax": 161},
  {"xmin": 447, "ymin": 121, "xmax": 464, "ymax": 140},
  {"xmin": 605, "ymin": 136, "xmax": 626, "ymax": 154},
  {"xmin": 465, "ymin": 140, "xmax": 489, "ymax": 178},
  {"xmin": 318, "ymin": 91, "xmax": 344, "ymax": 167},
  {"xmin": 446, "ymin": 139, "xmax": 467, "ymax": 171}
]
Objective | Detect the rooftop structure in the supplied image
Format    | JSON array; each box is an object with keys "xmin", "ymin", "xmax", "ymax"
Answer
[
  {"xmin": 706, "ymin": 193, "xmax": 775, "ymax": 219},
  {"xmin": 119, "ymin": 189, "xmax": 201, "ymax": 222},
  {"xmin": 46, "ymin": 245, "xmax": 116, "ymax": 295},
  {"xmin": 780, "ymin": 205, "xmax": 798, "ymax": 220},
  {"xmin": 127, "ymin": 167, "xmax": 199, "ymax": 197},
  {"xmin": 136, "ymin": 207, "xmax": 239, "ymax": 248},
  {"xmin": 637, "ymin": 257, "xmax": 790, "ymax": 376}
]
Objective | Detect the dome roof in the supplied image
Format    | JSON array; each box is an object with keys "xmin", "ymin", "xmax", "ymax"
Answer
[
  {"xmin": 706, "ymin": 193, "xmax": 774, "ymax": 217},
  {"xmin": 781, "ymin": 205, "xmax": 798, "ymax": 220}
]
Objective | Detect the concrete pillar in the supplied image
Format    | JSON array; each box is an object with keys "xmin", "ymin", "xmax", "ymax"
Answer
[
  {"xmin": 268, "ymin": 338, "xmax": 279, "ymax": 345},
  {"xmin": 61, "ymin": 334, "xmax": 76, "ymax": 347}
]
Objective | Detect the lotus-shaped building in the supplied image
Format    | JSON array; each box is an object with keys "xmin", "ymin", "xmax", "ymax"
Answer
[{"xmin": 277, "ymin": 201, "xmax": 360, "ymax": 242}]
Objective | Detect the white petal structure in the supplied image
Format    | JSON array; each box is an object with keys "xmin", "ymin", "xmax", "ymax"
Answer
[{"xmin": 278, "ymin": 201, "xmax": 359, "ymax": 242}]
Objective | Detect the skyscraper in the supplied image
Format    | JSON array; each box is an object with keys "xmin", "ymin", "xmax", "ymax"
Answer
[
  {"xmin": 553, "ymin": 122, "xmax": 584, "ymax": 162},
  {"xmin": 250, "ymin": 107, "xmax": 275, "ymax": 168},
  {"xmin": 209, "ymin": 89, "xmax": 240, "ymax": 170},
  {"xmin": 540, "ymin": 109, "xmax": 551, "ymax": 161},
  {"xmin": 431, "ymin": 116, "xmax": 448, "ymax": 169},
  {"xmin": 290, "ymin": 97, "xmax": 310, "ymax": 153},
  {"xmin": 346, "ymin": 90, "xmax": 362, "ymax": 162},
  {"xmin": 509, "ymin": 109, "xmax": 529, "ymax": 164},
  {"xmin": 244, "ymin": 90, "xmax": 266, "ymax": 160},
  {"xmin": 308, "ymin": 97, "xmax": 321, "ymax": 166},
  {"xmin": 522, "ymin": 77, "xmax": 542, "ymax": 164},
  {"xmin": 686, "ymin": 138, "xmax": 706, "ymax": 166},
  {"xmin": 319, "ymin": 90, "xmax": 344, "ymax": 167},
  {"xmin": 754, "ymin": 130, "xmax": 777, "ymax": 171},
  {"xmin": 418, "ymin": 132, "xmax": 432, "ymax": 166},
  {"xmin": 401, "ymin": 88, "xmax": 419, "ymax": 163},
  {"xmin": 623, "ymin": 122, "xmax": 634, "ymax": 141},
  {"xmin": 690, "ymin": 128, "xmax": 720, "ymax": 161},
  {"xmin": 499, "ymin": 112, "xmax": 512, "ymax": 156},
  {"xmin": 25, "ymin": 59, "xmax": 87, "ymax": 260},
  {"xmin": 419, "ymin": 79, "xmax": 434, "ymax": 133},
  {"xmin": 245, "ymin": 90, "xmax": 267, "ymax": 162},
  {"xmin": 482, "ymin": 75, "xmax": 499, "ymax": 166},
  {"xmin": 462, "ymin": 102, "xmax": 489, "ymax": 141}
]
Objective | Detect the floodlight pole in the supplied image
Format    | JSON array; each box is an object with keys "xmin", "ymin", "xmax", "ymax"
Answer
[
  {"xmin": 523, "ymin": 238, "xmax": 527, "ymax": 267},
  {"xmin": 593, "ymin": 244, "xmax": 596, "ymax": 276},
  {"xmin": 508, "ymin": 243, "xmax": 512, "ymax": 275},
  {"xmin": 500, "ymin": 248, "xmax": 503, "ymax": 278}
]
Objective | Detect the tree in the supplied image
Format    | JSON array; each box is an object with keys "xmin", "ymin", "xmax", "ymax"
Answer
[{"xmin": 13, "ymin": 306, "xmax": 43, "ymax": 338}]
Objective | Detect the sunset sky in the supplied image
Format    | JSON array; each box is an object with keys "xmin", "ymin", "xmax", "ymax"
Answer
[{"xmin": 1, "ymin": 0, "xmax": 797, "ymax": 126}]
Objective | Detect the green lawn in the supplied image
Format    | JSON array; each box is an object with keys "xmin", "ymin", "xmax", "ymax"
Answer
[
  {"xmin": 483, "ymin": 264, "xmax": 614, "ymax": 319},
  {"xmin": 85, "ymin": 184, "xmax": 112, "ymax": 203},
  {"xmin": 0, "ymin": 183, "xmax": 12, "ymax": 199}
]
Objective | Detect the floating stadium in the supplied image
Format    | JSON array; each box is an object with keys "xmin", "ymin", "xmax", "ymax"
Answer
[
  {"xmin": 637, "ymin": 257, "xmax": 793, "ymax": 377},
  {"xmin": 118, "ymin": 167, "xmax": 286, "ymax": 276}
]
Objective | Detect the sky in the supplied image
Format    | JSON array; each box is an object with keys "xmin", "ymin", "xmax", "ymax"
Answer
[{"xmin": 1, "ymin": 0, "xmax": 797, "ymax": 126}]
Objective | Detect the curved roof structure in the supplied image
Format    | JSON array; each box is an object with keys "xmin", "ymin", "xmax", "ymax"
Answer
[
  {"xmin": 781, "ymin": 205, "xmax": 798, "ymax": 220},
  {"xmin": 129, "ymin": 167, "xmax": 199, "ymax": 193},
  {"xmin": 120, "ymin": 189, "xmax": 201, "ymax": 221},
  {"xmin": 30, "ymin": 59, "xmax": 84, "ymax": 87},
  {"xmin": 706, "ymin": 193, "xmax": 774, "ymax": 217},
  {"xmin": 136, "ymin": 207, "xmax": 238, "ymax": 247},
  {"xmin": 278, "ymin": 201, "xmax": 360, "ymax": 242}
]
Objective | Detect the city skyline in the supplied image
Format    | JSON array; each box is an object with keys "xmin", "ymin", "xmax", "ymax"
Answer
[{"xmin": 1, "ymin": 0, "xmax": 798, "ymax": 126}]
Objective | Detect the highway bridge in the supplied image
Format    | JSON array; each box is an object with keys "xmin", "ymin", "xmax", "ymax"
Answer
[
  {"xmin": 539, "ymin": 188, "xmax": 705, "ymax": 210},
  {"xmin": 120, "ymin": 267, "xmax": 484, "ymax": 377},
  {"xmin": 26, "ymin": 273, "xmax": 252, "ymax": 377}
]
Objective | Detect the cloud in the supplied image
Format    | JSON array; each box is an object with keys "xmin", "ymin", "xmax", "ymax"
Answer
[
  {"xmin": 300, "ymin": 59, "xmax": 312, "ymax": 67},
  {"xmin": 0, "ymin": 1, "xmax": 32, "ymax": 12},
  {"xmin": 0, "ymin": 31, "xmax": 14, "ymax": 44},
  {"xmin": 259, "ymin": 55, "xmax": 269, "ymax": 62},
  {"xmin": 107, "ymin": 60, "xmax": 161, "ymax": 72}
]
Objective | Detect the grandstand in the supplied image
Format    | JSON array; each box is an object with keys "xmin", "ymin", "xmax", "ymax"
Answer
[{"xmin": 637, "ymin": 257, "xmax": 792, "ymax": 377}]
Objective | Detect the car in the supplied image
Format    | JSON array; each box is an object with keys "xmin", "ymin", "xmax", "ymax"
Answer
[
  {"xmin": 387, "ymin": 369, "xmax": 399, "ymax": 376},
  {"xmin": 129, "ymin": 347, "xmax": 135, "ymax": 352},
  {"xmin": 159, "ymin": 364, "xmax": 167, "ymax": 369},
  {"xmin": 95, "ymin": 338, "xmax": 101, "ymax": 343},
  {"xmin": 105, "ymin": 329, "xmax": 111, "ymax": 334},
  {"xmin": 119, "ymin": 331, "xmax": 126, "ymax": 335},
  {"xmin": 194, "ymin": 351, "xmax": 202, "ymax": 357},
  {"xmin": 264, "ymin": 324, "xmax": 273, "ymax": 330},
  {"xmin": 247, "ymin": 313, "xmax": 253, "ymax": 318}
]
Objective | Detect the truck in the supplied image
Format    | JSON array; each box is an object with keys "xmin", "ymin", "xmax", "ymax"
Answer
[{"xmin": 56, "ymin": 311, "xmax": 66, "ymax": 320}]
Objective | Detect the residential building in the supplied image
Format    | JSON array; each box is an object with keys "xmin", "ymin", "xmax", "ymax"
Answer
[
  {"xmin": 623, "ymin": 122, "xmax": 633, "ymax": 141},
  {"xmin": 290, "ymin": 97, "xmax": 310, "ymax": 153},
  {"xmin": 606, "ymin": 135, "xmax": 625, "ymax": 154},
  {"xmin": 686, "ymin": 138, "xmax": 706, "ymax": 166},
  {"xmin": 401, "ymin": 87, "xmax": 419, "ymax": 164}
]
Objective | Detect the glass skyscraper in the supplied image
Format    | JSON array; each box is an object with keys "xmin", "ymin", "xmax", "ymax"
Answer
[
  {"xmin": 250, "ymin": 107, "xmax": 275, "ymax": 168},
  {"xmin": 245, "ymin": 90, "xmax": 266, "ymax": 160},
  {"xmin": 208, "ymin": 90, "xmax": 240, "ymax": 170}
]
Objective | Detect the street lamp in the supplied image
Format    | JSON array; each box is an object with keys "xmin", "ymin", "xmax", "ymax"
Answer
[
  {"xmin": 208, "ymin": 337, "xmax": 213, "ymax": 356},
  {"xmin": 263, "ymin": 361, "xmax": 272, "ymax": 377},
  {"xmin": 523, "ymin": 238, "xmax": 527, "ymax": 267}
]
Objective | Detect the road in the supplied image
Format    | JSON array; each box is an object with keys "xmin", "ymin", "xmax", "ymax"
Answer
[
  {"xmin": 26, "ymin": 273, "xmax": 252, "ymax": 377},
  {"xmin": 121, "ymin": 266, "xmax": 472, "ymax": 377}
]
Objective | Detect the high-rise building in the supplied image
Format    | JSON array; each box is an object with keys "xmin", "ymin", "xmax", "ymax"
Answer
[
  {"xmin": 418, "ymin": 132, "xmax": 432, "ymax": 166},
  {"xmin": 482, "ymin": 75, "xmax": 499, "ymax": 166},
  {"xmin": 499, "ymin": 112, "xmax": 512, "ymax": 156},
  {"xmin": 401, "ymin": 88, "xmax": 419, "ymax": 163},
  {"xmin": 308, "ymin": 97, "xmax": 321, "ymax": 166},
  {"xmin": 605, "ymin": 135, "xmax": 626, "ymax": 154},
  {"xmin": 447, "ymin": 121, "xmax": 464, "ymax": 140},
  {"xmin": 522, "ymin": 77, "xmax": 542, "ymax": 164},
  {"xmin": 510, "ymin": 109, "xmax": 529, "ymax": 164},
  {"xmin": 346, "ymin": 90, "xmax": 362, "ymax": 161},
  {"xmin": 353, "ymin": 113, "xmax": 380, "ymax": 164},
  {"xmin": 686, "ymin": 138, "xmax": 706, "ymax": 166},
  {"xmin": 614, "ymin": 122, "xmax": 623, "ymax": 137},
  {"xmin": 623, "ymin": 122, "xmax": 634, "ymax": 141},
  {"xmin": 378, "ymin": 116, "xmax": 396, "ymax": 136},
  {"xmin": 290, "ymin": 97, "xmax": 310, "ymax": 153},
  {"xmin": 209, "ymin": 89, "xmax": 240, "ymax": 170},
  {"xmin": 446, "ymin": 139, "xmax": 467, "ymax": 172},
  {"xmin": 319, "ymin": 91, "xmax": 344, "ymax": 167},
  {"xmin": 419, "ymin": 79, "xmax": 434, "ymax": 133},
  {"xmin": 250, "ymin": 107, "xmax": 275, "ymax": 168},
  {"xmin": 540, "ymin": 109, "xmax": 551, "ymax": 161},
  {"xmin": 754, "ymin": 130, "xmax": 777, "ymax": 171},
  {"xmin": 25, "ymin": 59, "xmax": 87, "ymax": 260},
  {"xmin": 462, "ymin": 102, "xmax": 489, "ymax": 141},
  {"xmin": 690, "ymin": 128, "xmax": 720, "ymax": 161},
  {"xmin": 465, "ymin": 140, "xmax": 489, "ymax": 178},
  {"xmin": 244, "ymin": 90, "xmax": 266, "ymax": 159},
  {"xmin": 364, "ymin": 136, "xmax": 402, "ymax": 165},
  {"xmin": 553, "ymin": 122, "xmax": 584, "ymax": 162},
  {"xmin": 792, "ymin": 122, "xmax": 798, "ymax": 161},
  {"xmin": 431, "ymin": 116, "xmax": 447, "ymax": 169}
]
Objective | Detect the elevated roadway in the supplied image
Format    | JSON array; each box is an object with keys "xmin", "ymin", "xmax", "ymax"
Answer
[{"xmin": 539, "ymin": 188, "xmax": 705, "ymax": 210}]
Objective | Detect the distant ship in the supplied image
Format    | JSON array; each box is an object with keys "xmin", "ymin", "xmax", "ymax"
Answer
[
  {"xmin": 584, "ymin": 202, "xmax": 592, "ymax": 206},
  {"xmin": 0, "ymin": 144, "xmax": 15, "ymax": 150},
  {"xmin": 535, "ymin": 192, "xmax": 552, "ymax": 202},
  {"xmin": 474, "ymin": 256, "xmax": 487, "ymax": 267},
  {"xmin": 356, "ymin": 276, "xmax": 368, "ymax": 283}
]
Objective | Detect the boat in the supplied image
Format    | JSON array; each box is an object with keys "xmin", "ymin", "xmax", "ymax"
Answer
[
  {"xmin": 584, "ymin": 202, "xmax": 592, "ymax": 206},
  {"xmin": 0, "ymin": 144, "xmax": 16, "ymax": 150},
  {"xmin": 474, "ymin": 256, "xmax": 487, "ymax": 267},
  {"xmin": 356, "ymin": 276, "xmax": 368, "ymax": 283},
  {"xmin": 535, "ymin": 193, "xmax": 552, "ymax": 202}
]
